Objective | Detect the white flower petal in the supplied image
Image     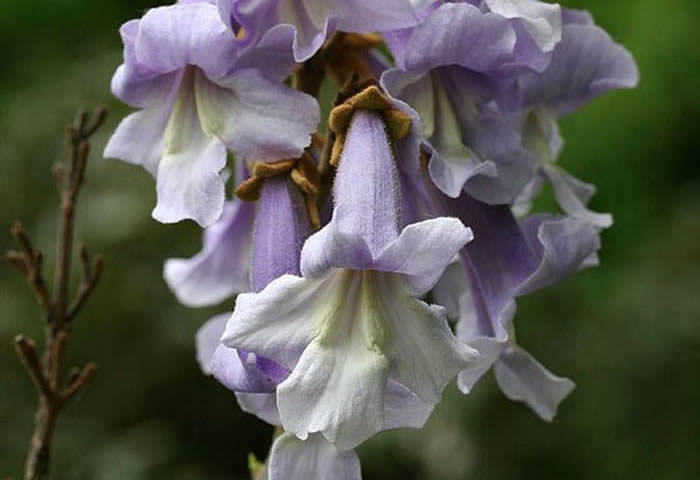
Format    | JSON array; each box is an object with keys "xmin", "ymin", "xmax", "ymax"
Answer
[
  {"xmin": 484, "ymin": 0, "xmax": 562, "ymax": 52},
  {"xmin": 221, "ymin": 274, "xmax": 328, "ymax": 370},
  {"xmin": 268, "ymin": 433, "xmax": 361, "ymax": 480},
  {"xmin": 377, "ymin": 273, "xmax": 479, "ymax": 404}
]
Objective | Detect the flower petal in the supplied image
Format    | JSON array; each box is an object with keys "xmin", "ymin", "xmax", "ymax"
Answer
[
  {"xmin": 209, "ymin": 347, "xmax": 279, "ymax": 393},
  {"xmin": 221, "ymin": 274, "xmax": 326, "ymax": 370},
  {"xmin": 195, "ymin": 312, "xmax": 231, "ymax": 374},
  {"xmin": 277, "ymin": 334, "xmax": 389, "ymax": 450},
  {"xmin": 375, "ymin": 218, "xmax": 473, "ymax": 295},
  {"xmin": 152, "ymin": 70, "xmax": 227, "ymax": 227},
  {"xmin": 132, "ymin": 3, "xmax": 238, "ymax": 79},
  {"xmin": 493, "ymin": 344, "xmax": 575, "ymax": 421},
  {"xmin": 398, "ymin": 3, "xmax": 516, "ymax": 74},
  {"xmin": 517, "ymin": 214, "xmax": 601, "ymax": 295},
  {"xmin": 268, "ymin": 433, "xmax": 361, "ymax": 480},
  {"xmin": 104, "ymin": 71, "xmax": 183, "ymax": 176},
  {"xmin": 164, "ymin": 199, "xmax": 255, "ymax": 307},
  {"xmin": 236, "ymin": 392, "xmax": 281, "ymax": 425},
  {"xmin": 484, "ymin": 0, "xmax": 562, "ymax": 53},
  {"xmin": 383, "ymin": 380, "xmax": 434, "ymax": 430},
  {"xmin": 197, "ymin": 68, "xmax": 320, "ymax": 162},
  {"xmin": 376, "ymin": 273, "xmax": 479, "ymax": 404},
  {"xmin": 543, "ymin": 165, "xmax": 613, "ymax": 228},
  {"xmin": 519, "ymin": 22, "xmax": 639, "ymax": 116}
]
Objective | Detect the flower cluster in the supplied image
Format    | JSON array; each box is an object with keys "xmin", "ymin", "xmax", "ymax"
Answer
[{"xmin": 106, "ymin": 0, "xmax": 638, "ymax": 478}]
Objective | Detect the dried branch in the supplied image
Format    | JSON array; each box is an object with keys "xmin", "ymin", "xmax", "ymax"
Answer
[
  {"xmin": 6, "ymin": 223, "xmax": 51, "ymax": 311},
  {"xmin": 7, "ymin": 106, "xmax": 107, "ymax": 480}
]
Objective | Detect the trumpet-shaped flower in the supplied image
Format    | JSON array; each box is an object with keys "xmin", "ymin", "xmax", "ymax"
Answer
[
  {"xmin": 222, "ymin": 88, "xmax": 479, "ymax": 450},
  {"xmin": 105, "ymin": 3, "xmax": 320, "ymax": 226}
]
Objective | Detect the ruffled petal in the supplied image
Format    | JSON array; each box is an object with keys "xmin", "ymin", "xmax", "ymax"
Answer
[
  {"xmin": 301, "ymin": 216, "xmax": 471, "ymax": 295},
  {"xmin": 197, "ymin": 313, "xmax": 282, "ymax": 393},
  {"xmin": 221, "ymin": 274, "xmax": 326, "ymax": 370},
  {"xmin": 519, "ymin": 22, "xmax": 639, "ymax": 116},
  {"xmin": 494, "ymin": 344, "xmax": 575, "ymax": 421},
  {"xmin": 131, "ymin": 3, "xmax": 238, "ymax": 79},
  {"xmin": 196, "ymin": 68, "xmax": 319, "ymax": 162},
  {"xmin": 268, "ymin": 433, "xmax": 361, "ymax": 480},
  {"xmin": 374, "ymin": 218, "xmax": 473, "ymax": 295},
  {"xmin": 398, "ymin": 3, "xmax": 516, "ymax": 74},
  {"xmin": 543, "ymin": 165, "xmax": 613, "ymax": 228},
  {"xmin": 517, "ymin": 214, "xmax": 601, "ymax": 295},
  {"xmin": 484, "ymin": 0, "xmax": 562, "ymax": 53},
  {"xmin": 164, "ymin": 200, "xmax": 255, "ymax": 307}
]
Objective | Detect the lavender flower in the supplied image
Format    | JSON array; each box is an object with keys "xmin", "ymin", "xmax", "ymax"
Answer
[
  {"xmin": 221, "ymin": 86, "xmax": 479, "ymax": 450},
  {"xmin": 382, "ymin": 2, "xmax": 535, "ymax": 204},
  {"xmin": 104, "ymin": 3, "xmax": 319, "ymax": 226},
  {"xmin": 104, "ymin": 0, "xmax": 640, "ymax": 474}
]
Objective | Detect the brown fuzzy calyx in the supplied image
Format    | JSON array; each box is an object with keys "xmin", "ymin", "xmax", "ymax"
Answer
[
  {"xmin": 235, "ymin": 152, "xmax": 322, "ymax": 229},
  {"xmin": 327, "ymin": 85, "xmax": 412, "ymax": 167}
]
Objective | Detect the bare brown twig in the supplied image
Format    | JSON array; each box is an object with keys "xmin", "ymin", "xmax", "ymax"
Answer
[{"xmin": 7, "ymin": 107, "xmax": 107, "ymax": 480}]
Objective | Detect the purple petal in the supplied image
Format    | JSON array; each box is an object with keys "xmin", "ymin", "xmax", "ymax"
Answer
[
  {"xmin": 494, "ymin": 344, "xmax": 575, "ymax": 421},
  {"xmin": 517, "ymin": 214, "xmax": 601, "ymax": 295},
  {"xmin": 397, "ymin": 3, "xmax": 516, "ymax": 74},
  {"xmin": 129, "ymin": 4, "xmax": 238, "ymax": 80},
  {"xmin": 519, "ymin": 22, "xmax": 639, "ymax": 116},
  {"xmin": 164, "ymin": 199, "xmax": 255, "ymax": 307},
  {"xmin": 236, "ymin": 392, "xmax": 281, "ymax": 425}
]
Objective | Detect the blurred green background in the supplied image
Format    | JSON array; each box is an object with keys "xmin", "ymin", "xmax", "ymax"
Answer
[{"xmin": 1, "ymin": 0, "xmax": 699, "ymax": 478}]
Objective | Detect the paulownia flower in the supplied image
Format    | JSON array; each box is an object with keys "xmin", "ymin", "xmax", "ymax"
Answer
[
  {"xmin": 104, "ymin": 2, "xmax": 320, "ymax": 226},
  {"xmin": 382, "ymin": 2, "xmax": 535, "ymax": 204},
  {"xmin": 426, "ymin": 178, "xmax": 601, "ymax": 420},
  {"xmin": 195, "ymin": 152, "xmax": 434, "ymax": 478},
  {"xmin": 511, "ymin": 11, "xmax": 639, "ymax": 225},
  {"xmin": 221, "ymin": 86, "xmax": 479, "ymax": 450}
]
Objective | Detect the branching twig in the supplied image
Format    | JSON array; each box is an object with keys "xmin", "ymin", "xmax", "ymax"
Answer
[{"xmin": 6, "ymin": 106, "xmax": 107, "ymax": 480}]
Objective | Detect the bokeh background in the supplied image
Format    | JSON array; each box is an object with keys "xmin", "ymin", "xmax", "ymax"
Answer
[{"xmin": 1, "ymin": 0, "xmax": 699, "ymax": 478}]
